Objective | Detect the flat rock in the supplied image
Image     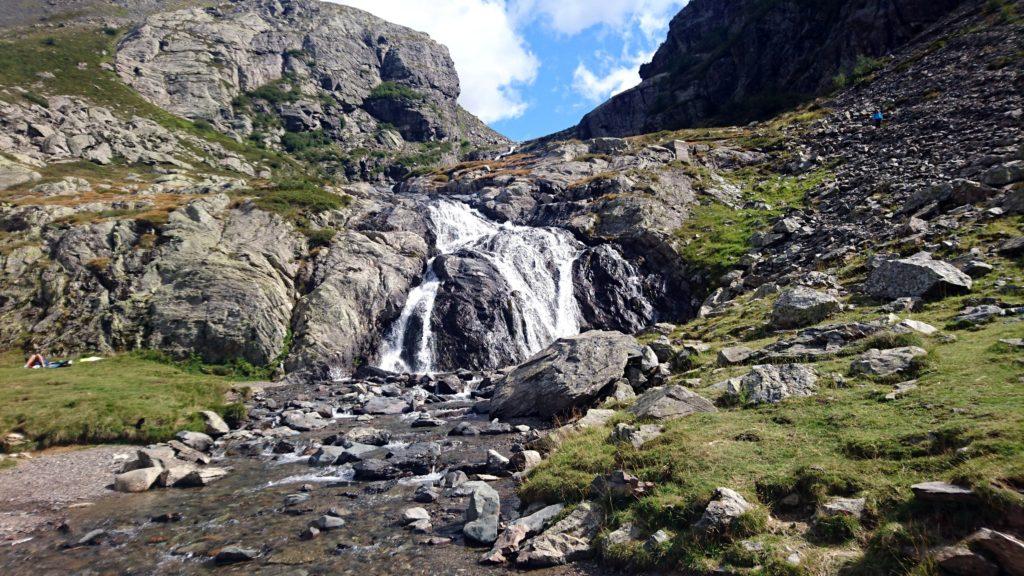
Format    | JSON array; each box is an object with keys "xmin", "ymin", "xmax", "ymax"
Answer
[
  {"xmin": 965, "ymin": 528, "xmax": 1024, "ymax": 576},
  {"xmin": 214, "ymin": 546, "xmax": 257, "ymax": 565},
  {"xmin": 627, "ymin": 385, "xmax": 716, "ymax": 420},
  {"xmin": 911, "ymin": 481, "xmax": 978, "ymax": 504}
]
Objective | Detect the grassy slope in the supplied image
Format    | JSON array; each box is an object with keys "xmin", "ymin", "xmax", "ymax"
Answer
[
  {"xmin": 521, "ymin": 122, "xmax": 1024, "ymax": 573},
  {"xmin": 0, "ymin": 352, "xmax": 240, "ymax": 449}
]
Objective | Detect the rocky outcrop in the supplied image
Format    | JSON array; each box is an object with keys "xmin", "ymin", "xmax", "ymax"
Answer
[
  {"xmin": 770, "ymin": 286, "xmax": 841, "ymax": 329},
  {"xmin": 572, "ymin": 244, "xmax": 655, "ymax": 333},
  {"xmin": 489, "ymin": 331, "xmax": 642, "ymax": 420},
  {"xmin": 287, "ymin": 229, "xmax": 427, "ymax": 376},
  {"xmin": 570, "ymin": 0, "xmax": 967, "ymax": 137},
  {"xmin": 116, "ymin": 0, "xmax": 505, "ymax": 152}
]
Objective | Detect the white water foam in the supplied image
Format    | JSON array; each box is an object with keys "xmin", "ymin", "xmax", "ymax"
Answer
[{"xmin": 376, "ymin": 200, "xmax": 583, "ymax": 374}]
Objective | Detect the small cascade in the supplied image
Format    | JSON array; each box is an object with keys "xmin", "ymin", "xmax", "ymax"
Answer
[{"xmin": 376, "ymin": 200, "xmax": 583, "ymax": 374}]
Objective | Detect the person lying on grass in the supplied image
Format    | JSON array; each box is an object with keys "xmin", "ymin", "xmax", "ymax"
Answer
[{"xmin": 23, "ymin": 353, "xmax": 71, "ymax": 369}]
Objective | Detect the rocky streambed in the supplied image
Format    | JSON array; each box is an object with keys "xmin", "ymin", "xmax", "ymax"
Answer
[{"xmin": 0, "ymin": 370, "xmax": 616, "ymax": 575}]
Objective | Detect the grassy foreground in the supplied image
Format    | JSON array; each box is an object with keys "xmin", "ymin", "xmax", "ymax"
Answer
[
  {"xmin": 520, "ymin": 232, "xmax": 1024, "ymax": 573},
  {"xmin": 0, "ymin": 352, "xmax": 237, "ymax": 449}
]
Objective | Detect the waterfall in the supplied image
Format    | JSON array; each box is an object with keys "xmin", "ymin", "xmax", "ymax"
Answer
[{"xmin": 376, "ymin": 199, "xmax": 582, "ymax": 374}]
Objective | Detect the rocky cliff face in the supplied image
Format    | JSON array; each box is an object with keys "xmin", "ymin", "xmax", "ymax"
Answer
[
  {"xmin": 571, "ymin": 0, "xmax": 968, "ymax": 138},
  {"xmin": 117, "ymin": 0, "xmax": 506, "ymax": 177}
]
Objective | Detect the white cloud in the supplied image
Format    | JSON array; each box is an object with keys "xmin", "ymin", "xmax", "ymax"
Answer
[
  {"xmin": 572, "ymin": 51, "xmax": 653, "ymax": 102},
  {"xmin": 331, "ymin": 0, "xmax": 538, "ymax": 123},
  {"xmin": 509, "ymin": 0, "xmax": 686, "ymax": 37}
]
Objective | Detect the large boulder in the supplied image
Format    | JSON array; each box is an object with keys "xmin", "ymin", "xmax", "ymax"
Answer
[
  {"xmin": 727, "ymin": 364, "xmax": 818, "ymax": 404},
  {"xmin": 850, "ymin": 346, "xmax": 927, "ymax": 378},
  {"xmin": 572, "ymin": 244, "xmax": 655, "ymax": 333},
  {"xmin": 770, "ymin": 287, "xmax": 841, "ymax": 329},
  {"xmin": 865, "ymin": 253, "xmax": 972, "ymax": 300},
  {"xmin": 490, "ymin": 331, "xmax": 642, "ymax": 420},
  {"xmin": 0, "ymin": 156, "xmax": 41, "ymax": 191},
  {"xmin": 627, "ymin": 385, "xmax": 716, "ymax": 420}
]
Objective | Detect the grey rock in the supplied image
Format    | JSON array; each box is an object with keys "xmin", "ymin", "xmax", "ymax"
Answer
[
  {"xmin": 343, "ymin": 427, "xmax": 392, "ymax": 447},
  {"xmin": 850, "ymin": 347, "xmax": 927, "ymax": 377},
  {"xmin": 610, "ymin": 422, "xmax": 664, "ymax": 449},
  {"xmin": 817, "ymin": 497, "xmax": 866, "ymax": 520},
  {"xmin": 952, "ymin": 305, "xmax": 1005, "ymax": 326},
  {"xmin": 114, "ymin": 467, "xmax": 162, "ymax": 493},
  {"xmin": 717, "ymin": 345, "xmax": 755, "ymax": 366},
  {"xmin": 177, "ymin": 467, "xmax": 229, "ymax": 487},
  {"xmin": 199, "ymin": 411, "xmax": 229, "ymax": 437},
  {"xmin": 728, "ymin": 364, "xmax": 818, "ymax": 404},
  {"xmin": 627, "ymin": 385, "xmax": 716, "ymax": 420},
  {"xmin": 362, "ymin": 396, "xmax": 409, "ymax": 415},
  {"xmin": 515, "ymin": 502, "xmax": 603, "ymax": 567},
  {"xmin": 0, "ymin": 157, "xmax": 41, "ymax": 191},
  {"xmin": 771, "ymin": 287, "xmax": 841, "ymax": 329},
  {"xmin": 965, "ymin": 528, "xmax": 1024, "ymax": 576},
  {"xmin": 463, "ymin": 483, "xmax": 501, "ymax": 545},
  {"xmin": 911, "ymin": 481, "xmax": 978, "ymax": 504},
  {"xmin": 511, "ymin": 504, "xmax": 564, "ymax": 535},
  {"xmin": 865, "ymin": 253, "xmax": 972, "ymax": 300},
  {"xmin": 932, "ymin": 545, "xmax": 999, "ymax": 576},
  {"xmin": 214, "ymin": 546, "xmax": 257, "ymax": 565},
  {"xmin": 694, "ymin": 487, "xmax": 753, "ymax": 534},
  {"xmin": 490, "ymin": 331, "xmax": 642, "ymax": 420},
  {"xmin": 174, "ymin": 431, "xmax": 213, "ymax": 452}
]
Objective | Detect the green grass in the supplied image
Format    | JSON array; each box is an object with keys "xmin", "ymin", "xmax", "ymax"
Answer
[
  {"xmin": 366, "ymin": 81, "xmax": 425, "ymax": 103},
  {"xmin": 0, "ymin": 352, "xmax": 237, "ymax": 449},
  {"xmin": 520, "ymin": 253, "xmax": 1024, "ymax": 572},
  {"xmin": 674, "ymin": 168, "xmax": 832, "ymax": 280}
]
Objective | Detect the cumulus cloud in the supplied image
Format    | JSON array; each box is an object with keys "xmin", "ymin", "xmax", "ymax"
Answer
[
  {"xmin": 331, "ymin": 0, "xmax": 538, "ymax": 123},
  {"xmin": 509, "ymin": 0, "xmax": 686, "ymax": 37},
  {"xmin": 572, "ymin": 51, "xmax": 654, "ymax": 102}
]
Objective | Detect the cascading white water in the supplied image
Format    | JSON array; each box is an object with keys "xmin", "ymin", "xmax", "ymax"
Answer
[{"xmin": 376, "ymin": 199, "xmax": 582, "ymax": 374}]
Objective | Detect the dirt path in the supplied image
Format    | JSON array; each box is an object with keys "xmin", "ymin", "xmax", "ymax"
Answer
[{"xmin": 0, "ymin": 445, "xmax": 133, "ymax": 542}]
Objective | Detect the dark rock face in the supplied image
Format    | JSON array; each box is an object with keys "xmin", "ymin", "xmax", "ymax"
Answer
[
  {"xmin": 573, "ymin": 244, "xmax": 655, "ymax": 333},
  {"xmin": 571, "ymin": 0, "xmax": 967, "ymax": 138},
  {"xmin": 429, "ymin": 253, "xmax": 526, "ymax": 372},
  {"xmin": 489, "ymin": 330, "xmax": 642, "ymax": 420}
]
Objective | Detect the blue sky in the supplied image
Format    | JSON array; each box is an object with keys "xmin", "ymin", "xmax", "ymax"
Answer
[{"xmin": 333, "ymin": 0, "xmax": 688, "ymax": 141}]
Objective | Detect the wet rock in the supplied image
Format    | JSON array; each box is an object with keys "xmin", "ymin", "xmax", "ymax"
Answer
[
  {"xmin": 401, "ymin": 507, "xmax": 431, "ymax": 524},
  {"xmin": 515, "ymin": 502, "xmax": 603, "ymax": 567},
  {"xmin": 300, "ymin": 526, "xmax": 320, "ymax": 541},
  {"xmin": 449, "ymin": 422, "xmax": 481, "ymax": 436},
  {"xmin": 771, "ymin": 287, "xmax": 841, "ymax": 329},
  {"xmin": 965, "ymin": 528, "xmax": 1024, "ymax": 576},
  {"xmin": 199, "ymin": 411, "xmax": 230, "ymax": 437},
  {"xmin": 313, "ymin": 515, "xmax": 346, "ymax": 531},
  {"xmin": 174, "ymin": 431, "xmax": 213, "ymax": 452},
  {"xmin": 486, "ymin": 450, "xmax": 510, "ymax": 475},
  {"xmin": 177, "ymin": 467, "xmax": 229, "ymax": 487},
  {"xmin": 911, "ymin": 481, "xmax": 979, "ymax": 504},
  {"xmin": 407, "ymin": 518, "xmax": 433, "ymax": 533},
  {"xmin": 932, "ymin": 545, "xmax": 999, "ymax": 576},
  {"xmin": 850, "ymin": 347, "xmax": 927, "ymax": 377},
  {"xmin": 214, "ymin": 546, "xmax": 257, "ymax": 565},
  {"xmin": 309, "ymin": 446, "xmax": 347, "ymax": 467},
  {"xmin": 353, "ymin": 459, "xmax": 401, "ymax": 481},
  {"xmin": 412, "ymin": 415, "xmax": 445, "ymax": 428},
  {"xmin": 694, "ymin": 488, "xmax": 753, "ymax": 534},
  {"xmin": 414, "ymin": 484, "xmax": 440, "ymax": 503},
  {"xmin": 490, "ymin": 331, "xmax": 642, "ymax": 420},
  {"xmin": 283, "ymin": 411, "xmax": 328, "ymax": 432},
  {"xmin": 464, "ymin": 484, "xmax": 501, "ymax": 545},
  {"xmin": 362, "ymin": 396, "xmax": 409, "ymax": 415},
  {"xmin": 158, "ymin": 462, "xmax": 199, "ymax": 487},
  {"xmin": 727, "ymin": 364, "xmax": 818, "ymax": 404},
  {"xmin": 627, "ymin": 385, "xmax": 716, "ymax": 420},
  {"xmin": 114, "ymin": 467, "xmax": 162, "ymax": 493},
  {"xmin": 76, "ymin": 529, "xmax": 106, "ymax": 546},
  {"xmin": 342, "ymin": 427, "xmax": 392, "ymax": 447},
  {"xmin": 865, "ymin": 253, "xmax": 972, "ymax": 300},
  {"xmin": 610, "ymin": 423, "xmax": 663, "ymax": 449}
]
